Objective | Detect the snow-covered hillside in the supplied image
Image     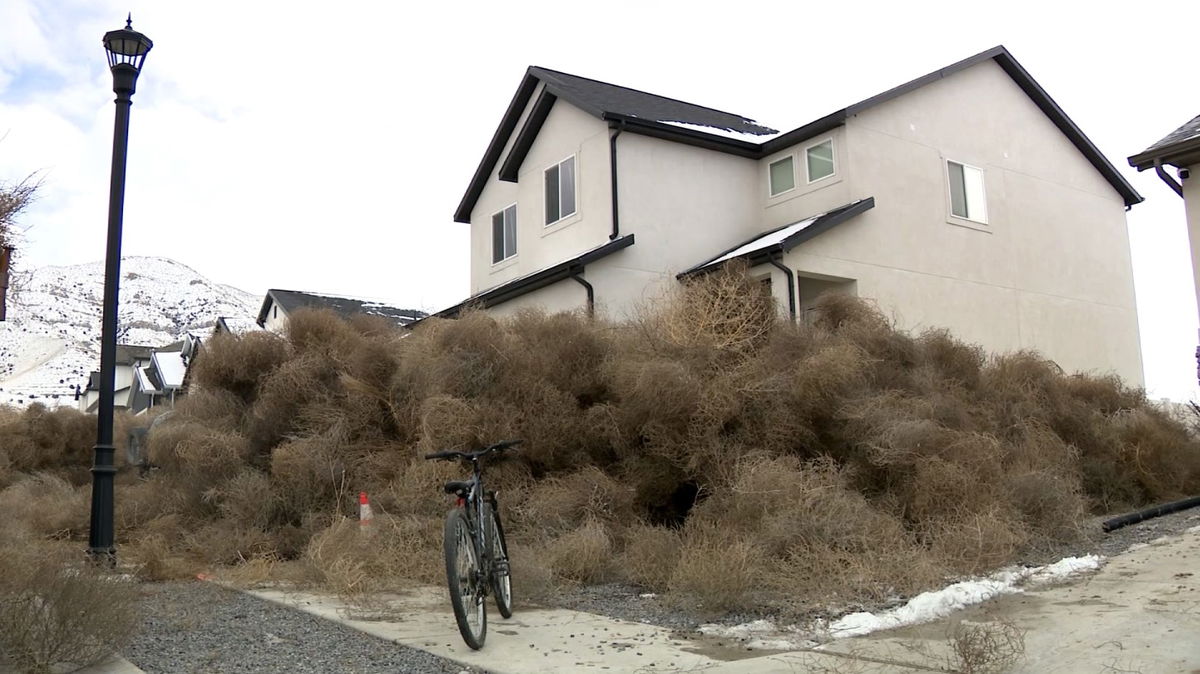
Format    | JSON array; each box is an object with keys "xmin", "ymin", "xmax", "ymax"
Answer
[{"xmin": 0, "ymin": 257, "xmax": 260, "ymax": 407}]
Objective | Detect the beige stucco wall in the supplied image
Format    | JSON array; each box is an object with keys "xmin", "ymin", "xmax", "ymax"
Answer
[
  {"xmin": 262, "ymin": 302, "xmax": 288, "ymax": 332},
  {"xmin": 783, "ymin": 59, "xmax": 1142, "ymax": 383},
  {"xmin": 1183, "ymin": 171, "xmax": 1200, "ymax": 324},
  {"xmin": 469, "ymin": 91, "xmax": 614, "ymax": 295}
]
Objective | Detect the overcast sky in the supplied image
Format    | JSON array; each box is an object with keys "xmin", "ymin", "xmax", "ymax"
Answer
[{"xmin": 1, "ymin": 0, "xmax": 1198, "ymax": 401}]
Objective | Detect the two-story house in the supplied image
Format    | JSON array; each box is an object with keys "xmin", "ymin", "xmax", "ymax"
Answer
[{"xmin": 439, "ymin": 46, "xmax": 1145, "ymax": 385}]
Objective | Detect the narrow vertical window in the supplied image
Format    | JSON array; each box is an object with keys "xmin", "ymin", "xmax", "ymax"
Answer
[
  {"xmin": 545, "ymin": 156, "xmax": 577, "ymax": 225},
  {"xmin": 948, "ymin": 160, "xmax": 988, "ymax": 223},
  {"xmin": 769, "ymin": 156, "xmax": 795, "ymax": 196},
  {"xmin": 492, "ymin": 205, "xmax": 517, "ymax": 263},
  {"xmin": 806, "ymin": 140, "xmax": 835, "ymax": 182}
]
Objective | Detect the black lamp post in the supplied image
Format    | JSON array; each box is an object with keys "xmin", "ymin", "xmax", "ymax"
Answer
[{"xmin": 88, "ymin": 16, "xmax": 152, "ymax": 563}]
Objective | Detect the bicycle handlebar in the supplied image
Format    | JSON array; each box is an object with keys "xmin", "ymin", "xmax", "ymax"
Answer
[{"xmin": 424, "ymin": 439, "xmax": 523, "ymax": 462}]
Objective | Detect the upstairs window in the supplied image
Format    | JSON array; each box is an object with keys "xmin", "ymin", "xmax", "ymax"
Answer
[
  {"xmin": 947, "ymin": 160, "xmax": 988, "ymax": 223},
  {"xmin": 806, "ymin": 139, "xmax": 835, "ymax": 182},
  {"xmin": 491, "ymin": 204, "xmax": 517, "ymax": 263},
  {"xmin": 769, "ymin": 156, "xmax": 795, "ymax": 196},
  {"xmin": 545, "ymin": 156, "xmax": 577, "ymax": 225}
]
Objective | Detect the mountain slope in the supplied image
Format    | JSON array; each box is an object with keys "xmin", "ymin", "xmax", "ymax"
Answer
[{"xmin": 0, "ymin": 257, "xmax": 260, "ymax": 406}]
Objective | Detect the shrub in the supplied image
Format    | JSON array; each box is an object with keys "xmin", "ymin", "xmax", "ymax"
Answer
[
  {"xmin": 0, "ymin": 544, "xmax": 138, "ymax": 673},
  {"xmin": 189, "ymin": 331, "xmax": 288, "ymax": 402},
  {"xmin": 2, "ymin": 267, "xmax": 1192, "ymax": 622}
]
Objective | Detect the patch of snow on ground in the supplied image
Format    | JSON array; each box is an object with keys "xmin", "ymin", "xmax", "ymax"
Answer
[{"xmin": 697, "ymin": 554, "xmax": 1104, "ymax": 650}]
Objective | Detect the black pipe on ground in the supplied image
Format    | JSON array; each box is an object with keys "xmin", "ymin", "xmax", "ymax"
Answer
[{"xmin": 1101, "ymin": 495, "xmax": 1200, "ymax": 533}]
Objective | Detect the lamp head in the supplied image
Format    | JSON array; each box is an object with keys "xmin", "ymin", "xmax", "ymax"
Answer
[{"xmin": 103, "ymin": 15, "xmax": 153, "ymax": 73}]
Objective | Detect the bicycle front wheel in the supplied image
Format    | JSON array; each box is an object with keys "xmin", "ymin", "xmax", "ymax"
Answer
[{"xmin": 443, "ymin": 508, "xmax": 486, "ymax": 649}]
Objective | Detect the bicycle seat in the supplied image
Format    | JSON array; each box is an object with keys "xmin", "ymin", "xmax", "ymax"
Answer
[{"xmin": 443, "ymin": 481, "xmax": 472, "ymax": 497}]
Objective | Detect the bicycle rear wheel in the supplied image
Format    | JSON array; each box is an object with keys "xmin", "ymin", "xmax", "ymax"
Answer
[
  {"xmin": 485, "ymin": 503, "xmax": 513, "ymax": 618},
  {"xmin": 443, "ymin": 508, "xmax": 486, "ymax": 649}
]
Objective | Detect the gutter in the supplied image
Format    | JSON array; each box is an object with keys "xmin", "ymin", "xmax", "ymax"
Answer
[
  {"xmin": 609, "ymin": 120, "xmax": 624, "ymax": 240},
  {"xmin": 1154, "ymin": 159, "xmax": 1184, "ymax": 197},
  {"xmin": 569, "ymin": 268, "xmax": 594, "ymax": 317},
  {"xmin": 767, "ymin": 255, "xmax": 797, "ymax": 322}
]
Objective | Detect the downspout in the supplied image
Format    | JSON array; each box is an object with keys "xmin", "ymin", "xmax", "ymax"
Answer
[
  {"xmin": 767, "ymin": 254, "xmax": 796, "ymax": 322},
  {"xmin": 570, "ymin": 268, "xmax": 594, "ymax": 317},
  {"xmin": 608, "ymin": 120, "xmax": 624, "ymax": 240},
  {"xmin": 1154, "ymin": 159, "xmax": 1184, "ymax": 197}
]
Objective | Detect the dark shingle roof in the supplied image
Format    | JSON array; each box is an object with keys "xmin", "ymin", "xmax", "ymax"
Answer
[
  {"xmin": 115, "ymin": 344, "xmax": 155, "ymax": 364},
  {"xmin": 257, "ymin": 290, "xmax": 427, "ymax": 327},
  {"xmin": 1129, "ymin": 114, "xmax": 1200, "ymax": 170},
  {"xmin": 1142, "ymin": 115, "xmax": 1200, "ymax": 155},
  {"xmin": 529, "ymin": 66, "xmax": 778, "ymax": 137}
]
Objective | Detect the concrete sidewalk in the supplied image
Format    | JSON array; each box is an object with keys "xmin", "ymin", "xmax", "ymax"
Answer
[
  {"xmin": 249, "ymin": 587, "xmax": 919, "ymax": 673},
  {"xmin": 819, "ymin": 527, "xmax": 1200, "ymax": 673},
  {"xmin": 250, "ymin": 527, "xmax": 1200, "ymax": 673}
]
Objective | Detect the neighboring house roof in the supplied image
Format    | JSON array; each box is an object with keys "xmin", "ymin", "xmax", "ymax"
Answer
[
  {"xmin": 427, "ymin": 234, "xmax": 635, "ymax": 320},
  {"xmin": 149, "ymin": 350, "xmax": 187, "ymax": 390},
  {"xmin": 214, "ymin": 316, "xmax": 260, "ymax": 336},
  {"xmin": 456, "ymin": 46, "xmax": 1141, "ymax": 223},
  {"xmin": 1128, "ymin": 114, "xmax": 1200, "ymax": 170},
  {"xmin": 256, "ymin": 289, "xmax": 428, "ymax": 327},
  {"xmin": 135, "ymin": 366, "xmax": 160, "ymax": 395},
  {"xmin": 680, "ymin": 198, "xmax": 877, "ymax": 277},
  {"xmin": 115, "ymin": 344, "xmax": 155, "ymax": 365}
]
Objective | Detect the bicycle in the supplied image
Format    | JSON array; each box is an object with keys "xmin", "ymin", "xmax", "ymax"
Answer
[{"xmin": 423, "ymin": 439, "xmax": 521, "ymax": 650}]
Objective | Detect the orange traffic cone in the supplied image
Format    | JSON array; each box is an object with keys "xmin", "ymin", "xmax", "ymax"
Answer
[{"xmin": 359, "ymin": 491, "xmax": 373, "ymax": 533}]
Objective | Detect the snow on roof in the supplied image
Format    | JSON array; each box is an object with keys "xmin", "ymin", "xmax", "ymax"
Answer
[
  {"xmin": 151, "ymin": 350, "xmax": 187, "ymax": 389},
  {"xmin": 702, "ymin": 215, "xmax": 824, "ymax": 269},
  {"xmin": 683, "ymin": 199, "xmax": 875, "ymax": 276},
  {"xmin": 658, "ymin": 119, "xmax": 784, "ymax": 144}
]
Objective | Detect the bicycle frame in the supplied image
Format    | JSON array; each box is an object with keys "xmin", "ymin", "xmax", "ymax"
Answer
[{"xmin": 458, "ymin": 457, "xmax": 493, "ymax": 594}]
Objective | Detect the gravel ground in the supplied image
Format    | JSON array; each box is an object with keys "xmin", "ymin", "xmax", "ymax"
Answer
[
  {"xmin": 120, "ymin": 507, "xmax": 1199, "ymax": 672},
  {"xmin": 125, "ymin": 582, "xmax": 464, "ymax": 674},
  {"xmin": 547, "ymin": 506, "xmax": 1200, "ymax": 630}
]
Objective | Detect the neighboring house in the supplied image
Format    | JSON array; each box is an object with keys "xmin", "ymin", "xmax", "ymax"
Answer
[
  {"xmin": 1128, "ymin": 114, "xmax": 1200, "ymax": 383},
  {"xmin": 78, "ymin": 344, "xmax": 155, "ymax": 413},
  {"xmin": 257, "ymin": 289, "xmax": 427, "ymax": 331},
  {"xmin": 137, "ymin": 337, "xmax": 198, "ymax": 408},
  {"xmin": 79, "ymin": 337, "xmax": 200, "ymax": 414},
  {"xmin": 441, "ymin": 45, "xmax": 1145, "ymax": 384}
]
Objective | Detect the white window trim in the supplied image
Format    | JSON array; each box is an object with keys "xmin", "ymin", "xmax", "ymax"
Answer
[
  {"xmin": 491, "ymin": 202, "xmax": 518, "ymax": 266},
  {"xmin": 945, "ymin": 159, "xmax": 989, "ymax": 226},
  {"xmin": 804, "ymin": 138, "xmax": 836, "ymax": 184},
  {"xmin": 768, "ymin": 155, "xmax": 797, "ymax": 197},
  {"xmin": 544, "ymin": 154, "xmax": 578, "ymax": 227}
]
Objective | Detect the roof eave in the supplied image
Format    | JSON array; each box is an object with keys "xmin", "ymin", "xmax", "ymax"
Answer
[
  {"xmin": 497, "ymin": 89, "xmax": 558, "ymax": 182},
  {"xmin": 421, "ymin": 234, "xmax": 635, "ymax": 321},
  {"xmin": 603, "ymin": 113, "xmax": 763, "ymax": 158},
  {"xmin": 454, "ymin": 71, "xmax": 542, "ymax": 223},
  {"xmin": 986, "ymin": 49, "xmax": 1142, "ymax": 207},
  {"xmin": 256, "ymin": 290, "xmax": 279, "ymax": 327},
  {"xmin": 1129, "ymin": 136, "xmax": 1200, "ymax": 171}
]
